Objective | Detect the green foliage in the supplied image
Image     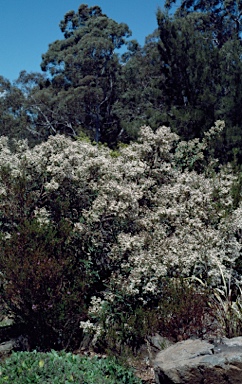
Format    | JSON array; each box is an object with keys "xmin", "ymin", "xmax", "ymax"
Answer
[
  {"xmin": 0, "ymin": 350, "xmax": 142, "ymax": 384},
  {"xmin": 208, "ymin": 265, "xmax": 242, "ymax": 338},
  {"xmin": 1, "ymin": 1, "xmax": 242, "ymax": 164},
  {"xmin": 94, "ymin": 278, "xmax": 211, "ymax": 353},
  {"xmin": 0, "ymin": 76, "xmax": 29, "ymax": 142},
  {"xmin": 94, "ymin": 297, "xmax": 158, "ymax": 354},
  {"xmin": 165, "ymin": 0, "xmax": 242, "ymax": 45},
  {"xmin": 116, "ymin": 30, "xmax": 164, "ymax": 138},
  {"xmin": 158, "ymin": 1, "xmax": 242, "ymax": 164},
  {"xmin": 157, "ymin": 9, "xmax": 220, "ymax": 139},
  {"xmin": 36, "ymin": 4, "xmax": 131, "ymax": 145}
]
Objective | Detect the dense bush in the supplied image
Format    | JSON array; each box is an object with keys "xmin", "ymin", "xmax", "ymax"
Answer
[
  {"xmin": 0, "ymin": 218, "xmax": 88, "ymax": 350},
  {"xmin": 0, "ymin": 350, "xmax": 142, "ymax": 384},
  {"xmin": 86, "ymin": 278, "xmax": 213, "ymax": 354},
  {"xmin": 0, "ymin": 121, "xmax": 241, "ymax": 351},
  {"xmin": 155, "ymin": 278, "xmax": 212, "ymax": 341}
]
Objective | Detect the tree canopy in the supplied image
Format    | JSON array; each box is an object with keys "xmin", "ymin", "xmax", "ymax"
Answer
[
  {"xmin": 157, "ymin": 0, "xmax": 242, "ymax": 162},
  {"xmin": 38, "ymin": 4, "xmax": 131, "ymax": 145},
  {"xmin": 1, "ymin": 2, "xmax": 242, "ymax": 162},
  {"xmin": 165, "ymin": 0, "xmax": 242, "ymax": 46}
]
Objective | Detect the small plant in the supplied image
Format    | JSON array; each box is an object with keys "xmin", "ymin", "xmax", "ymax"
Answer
[
  {"xmin": 156, "ymin": 278, "xmax": 211, "ymax": 341},
  {"xmin": 85, "ymin": 278, "xmax": 210, "ymax": 356},
  {"xmin": 191, "ymin": 265, "xmax": 242, "ymax": 339},
  {"xmin": 210, "ymin": 265, "xmax": 242, "ymax": 338},
  {"xmin": 87, "ymin": 293, "xmax": 161, "ymax": 356},
  {"xmin": 0, "ymin": 350, "xmax": 142, "ymax": 384},
  {"xmin": 103, "ymin": 306, "xmax": 159, "ymax": 356}
]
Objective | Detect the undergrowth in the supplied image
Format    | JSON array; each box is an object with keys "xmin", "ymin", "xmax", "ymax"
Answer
[{"xmin": 0, "ymin": 350, "xmax": 142, "ymax": 384}]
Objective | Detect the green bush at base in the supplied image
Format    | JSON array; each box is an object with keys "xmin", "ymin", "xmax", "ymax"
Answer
[{"xmin": 0, "ymin": 350, "xmax": 142, "ymax": 384}]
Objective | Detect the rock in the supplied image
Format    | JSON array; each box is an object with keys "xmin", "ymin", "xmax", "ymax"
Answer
[
  {"xmin": 147, "ymin": 334, "xmax": 174, "ymax": 351},
  {"xmin": 222, "ymin": 337, "xmax": 242, "ymax": 348},
  {"xmin": 0, "ymin": 335, "xmax": 30, "ymax": 357},
  {"xmin": 0, "ymin": 340, "xmax": 15, "ymax": 356},
  {"xmin": 154, "ymin": 337, "xmax": 242, "ymax": 384}
]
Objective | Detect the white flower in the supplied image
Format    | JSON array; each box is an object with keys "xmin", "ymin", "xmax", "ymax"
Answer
[
  {"xmin": 33, "ymin": 207, "xmax": 51, "ymax": 226},
  {"xmin": 44, "ymin": 180, "xmax": 59, "ymax": 191}
]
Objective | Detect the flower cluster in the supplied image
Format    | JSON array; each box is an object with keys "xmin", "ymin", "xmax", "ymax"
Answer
[{"xmin": 0, "ymin": 122, "xmax": 241, "ymax": 346}]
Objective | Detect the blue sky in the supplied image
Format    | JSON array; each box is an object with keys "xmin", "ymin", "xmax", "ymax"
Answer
[{"xmin": 0, "ymin": 1, "xmax": 169, "ymax": 82}]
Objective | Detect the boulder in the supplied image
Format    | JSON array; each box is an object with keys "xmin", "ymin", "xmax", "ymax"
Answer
[
  {"xmin": 147, "ymin": 334, "xmax": 174, "ymax": 351},
  {"xmin": 154, "ymin": 337, "xmax": 242, "ymax": 384},
  {"xmin": 0, "ymin": 340, "xmax": 15, "ymax": 356}
]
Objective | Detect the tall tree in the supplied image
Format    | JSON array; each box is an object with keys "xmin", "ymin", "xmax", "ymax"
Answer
[
  {"xmin": 39, "ymin": 4, "xmax": 131, "ymax": 145},
  {"xmin": 157, "ymin": 2, "xmax": 242, "ymax": 162},
  {"xmin": 157, "ymin": 10, "xmax": 220, "ymax": 139},
  {"xmin": 115, "ymin": 30, "xmax": 164, "ymax": 141},
  {"xmin": 215, "ymin": 38, "xmax": 242, "ymax": 162},
  {"xmin": 165, "ymin": 0, "xmax": 242, "ymax": 46},
  {"xmin": 0, "ymin": 76, "xmax": 29, "ymax": 141}
]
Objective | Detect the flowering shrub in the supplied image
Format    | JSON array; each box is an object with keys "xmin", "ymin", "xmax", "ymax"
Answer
[{"xmin": 0, "ymin": 121, "xmax": 241, "ymax": 350}]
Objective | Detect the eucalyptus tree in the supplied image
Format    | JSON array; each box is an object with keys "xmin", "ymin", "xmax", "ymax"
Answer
[
  {"xmin": 38, "ymin": 4, "xmax": 131, "ymax": 145},
  {"xmin": 0, "ymin": 76, "xmax": 29, "ymax": 141}
]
